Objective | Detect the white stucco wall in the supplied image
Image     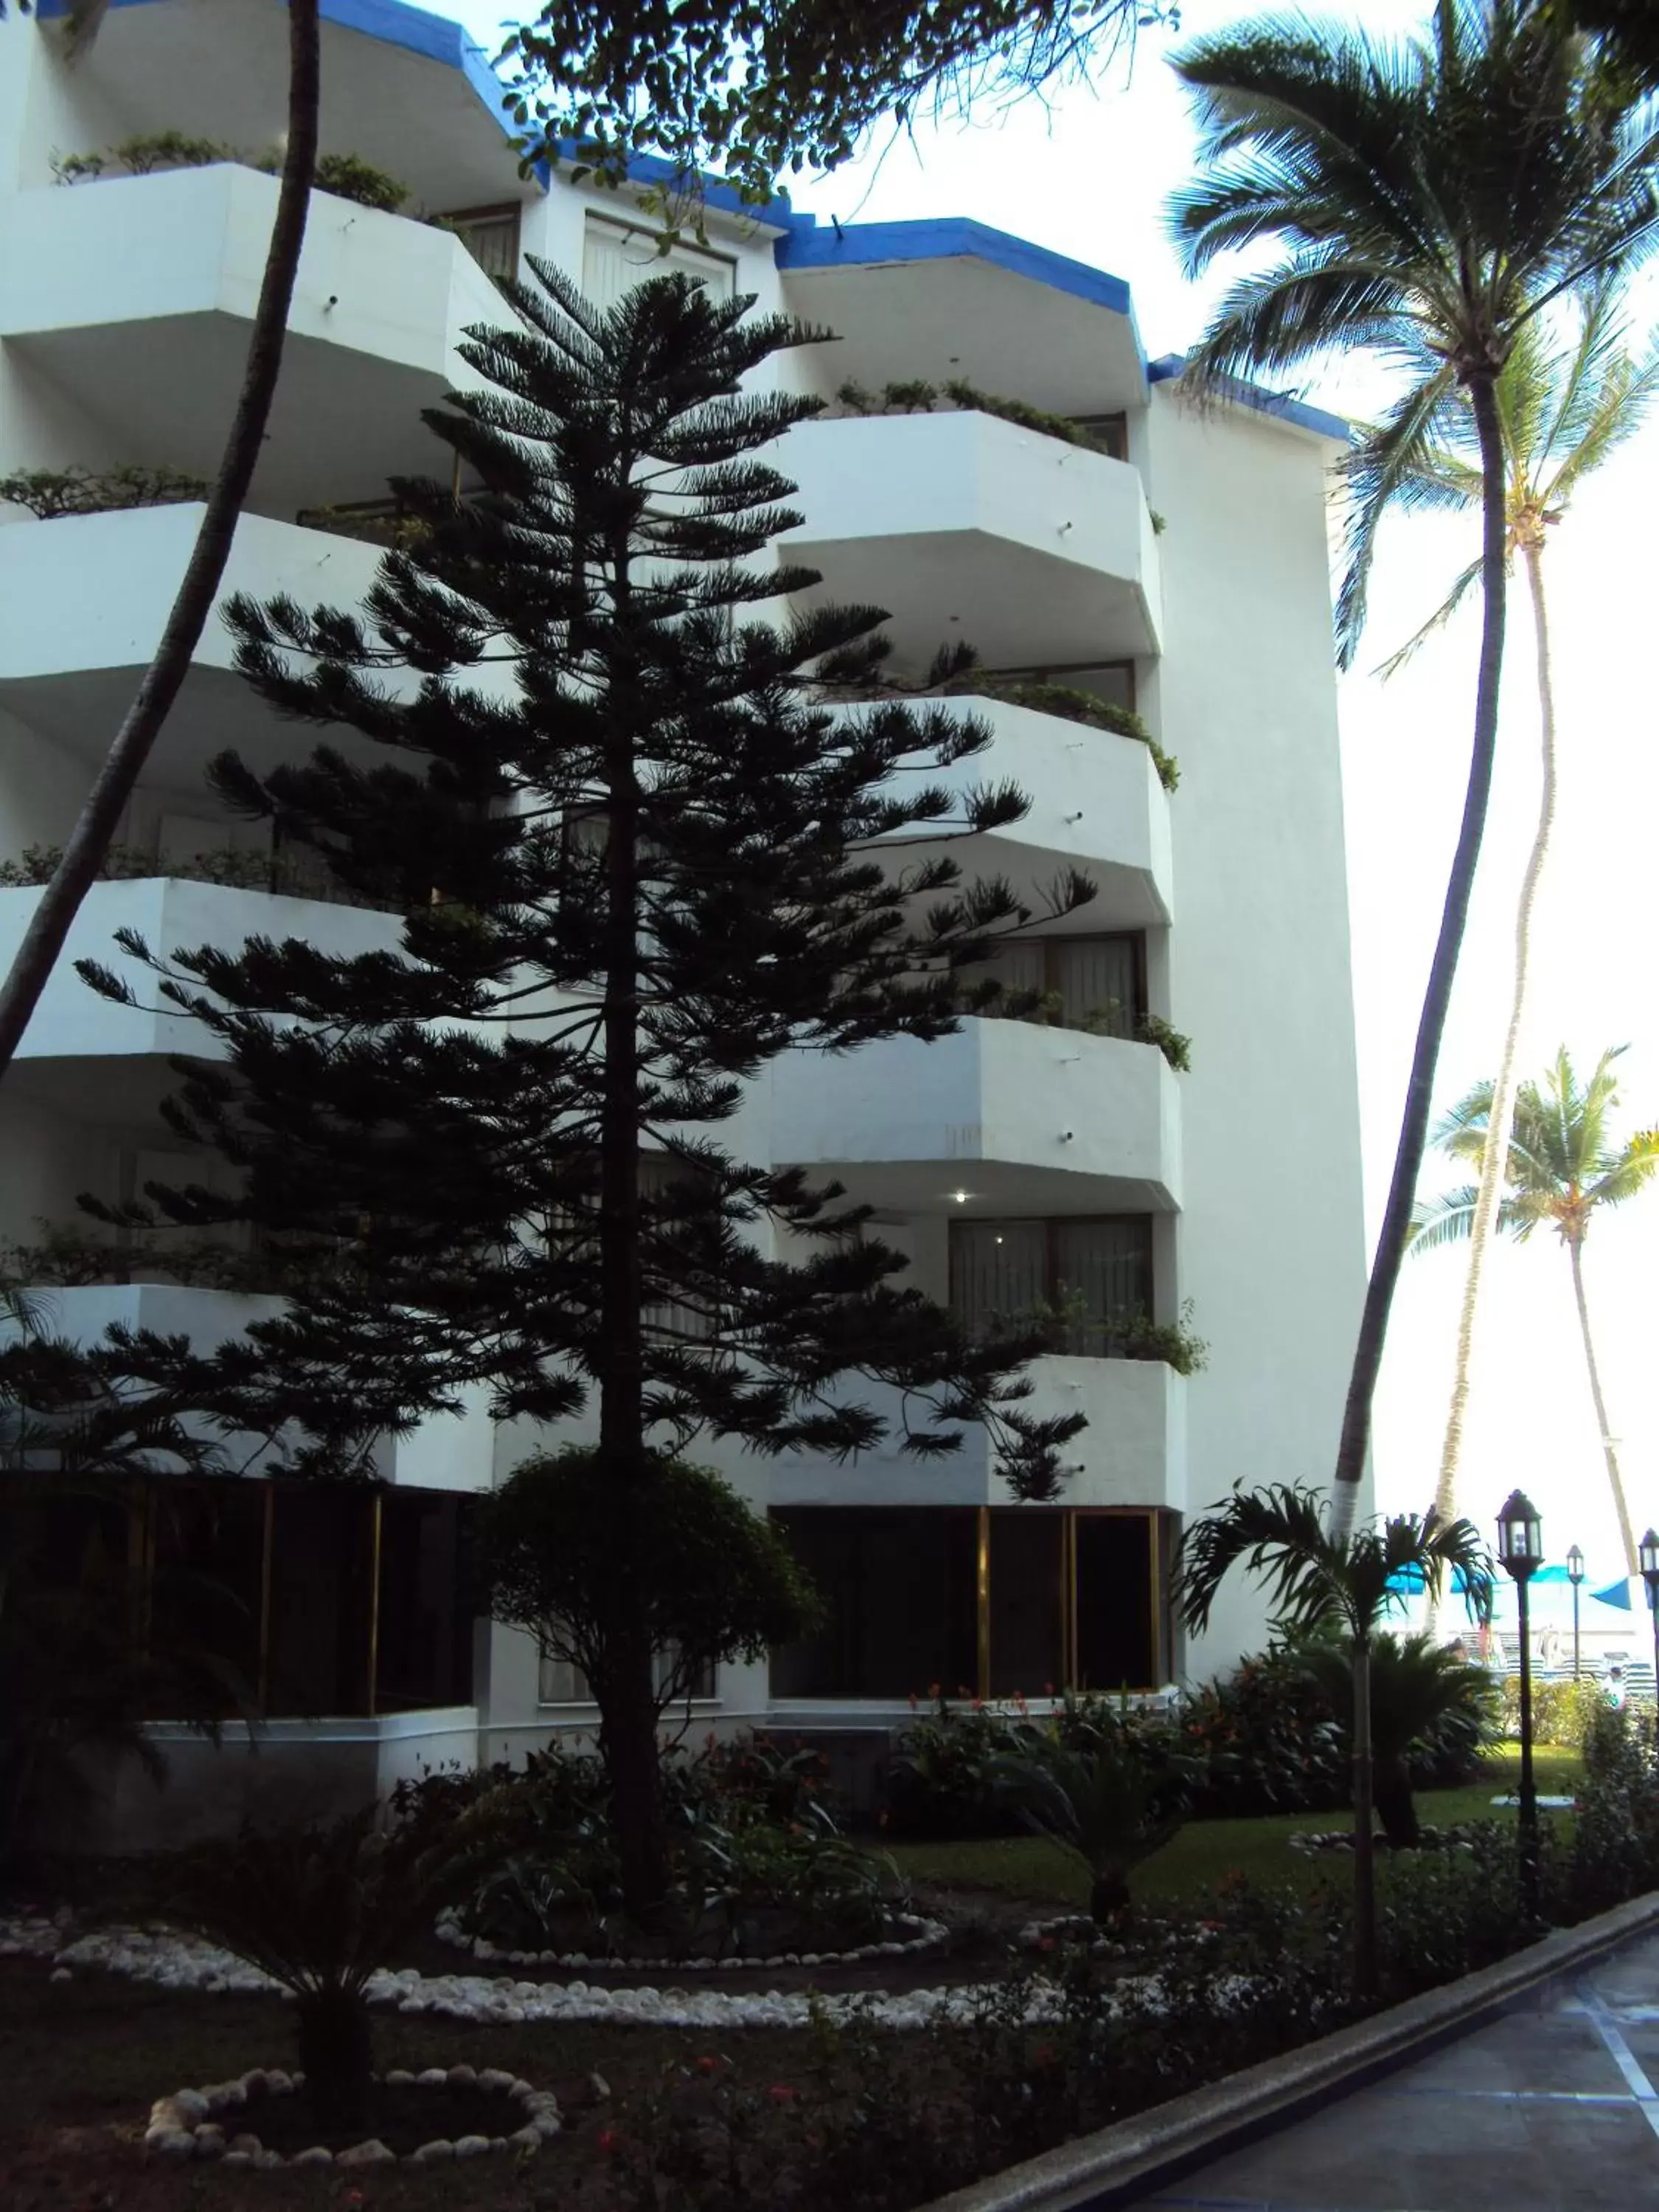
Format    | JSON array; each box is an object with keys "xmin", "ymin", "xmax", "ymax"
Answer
[{"xmin": 1142, "ymin": 386, "xmax": 1368, "ymax": 1677}]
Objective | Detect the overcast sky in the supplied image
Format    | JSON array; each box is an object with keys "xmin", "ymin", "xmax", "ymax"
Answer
[{"xmin": 462, "ymin": 0, "xmax": 1659, "ymax": 1580}]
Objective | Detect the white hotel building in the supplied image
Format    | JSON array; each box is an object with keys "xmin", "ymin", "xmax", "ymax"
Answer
[{"xmin": 0, "ymin": 0, "xmax": 1369, "ymax": 1838}]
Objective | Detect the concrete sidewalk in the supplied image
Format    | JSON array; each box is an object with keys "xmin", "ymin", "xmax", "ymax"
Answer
[{"xmin": 1129, "ymin": 1928, "xmax": 1659, "ymax": 2212}]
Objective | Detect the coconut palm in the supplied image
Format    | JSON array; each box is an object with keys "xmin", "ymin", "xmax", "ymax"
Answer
[
  {"xmin": 1170, "ymin": 1, "xmax": 1659, "ymax": 1540},
  {"xmin": 1176, "ymin": 1484, "xmax": 1491, "ymax": 1995},
  {"xmin": 1366, "ymin": 296, "xmax": 1659, "ymax": 1565},
  {"xmin": 1411, "ymin": 1045, "xmax": 1659, "ymax": 1573}
]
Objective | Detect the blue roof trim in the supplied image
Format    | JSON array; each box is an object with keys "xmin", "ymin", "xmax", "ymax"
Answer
[
  {"xmin": 1149, "ymin": 352, "xmax": 1350, "ymax": 443},
  {"xmin": 776, "ymin": 217, "xmax": 1132, "ymax": 319}
]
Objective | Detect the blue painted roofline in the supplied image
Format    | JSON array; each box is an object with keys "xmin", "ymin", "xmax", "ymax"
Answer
[
  {"xmin": 1148, "ymin": 352, "xmax": 1350, "ymax": 444},
  {"xmin": 34, "ymin": 0, "xmax": 1341, "ymax": 441},
  {"xmin": 774, "ymin": 217, "xmax": 1131, "ymax": 318}
]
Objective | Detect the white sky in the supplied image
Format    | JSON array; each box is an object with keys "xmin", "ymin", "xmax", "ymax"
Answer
[{"xmin": 462, "ymin": 0, "xmax": 1659, "ymax": 1582}]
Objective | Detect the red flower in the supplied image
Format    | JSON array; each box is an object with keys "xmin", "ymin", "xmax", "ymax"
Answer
[
  {"xmin": 1037, "ymin": 1935, "xmax": 1057, "ymax": 1953},
  {"xmin": 597, "ymin": 2128, "xmax": 622, "ymax": 2154},
  {"xmin": 908, "ymin": 1691, "xmax": 919, "ymax": 1711},
  {"xmin": 1043, "ymin": 1682, "xmax": 1056, "ymax": 1697},
  {"xmin": 343, "ymin": 2194, "xmax": 366, "ymax": 2209},
  {"xmin": 696, "ymin": 2055, "xmax": 720, "ymax": 2074},
  {"xmin": 767, "ymin": 2084, "xmax": 799, "ymax": 2104},
  {"xmin": 1032, "ymin": 2043, "xmax": 1058, "ymax": 2067}
]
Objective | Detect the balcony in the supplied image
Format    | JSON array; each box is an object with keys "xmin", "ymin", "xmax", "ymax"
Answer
[
  {"xmin": 770, "ymin": 1018, "xmax": 1180, "ymax": 1214},
  {"xmin": 7, "ymin": 1281, "xmax": 495, "ymax": 1495},
  {"xmin": 781, "ymin": 411, "xmax": 1163, "ymax": 673},
  {"xmin": 770, "ymin": 1354, "xmax": 1185, "ymax": 1512},
  {"xmin": 0, "ymin": 164, "xmax": 505, "ymax": 514},
  {"xmin": 0, "ymin": 874, "xmax": 403, "ymax": 1067},
  {"xmin": 860, "ymin": 693, "xmax": 1172, "ymax": 928},
  {"xmin": 0, "ymin": 506, "xmax": 400, "ymax": 782}
]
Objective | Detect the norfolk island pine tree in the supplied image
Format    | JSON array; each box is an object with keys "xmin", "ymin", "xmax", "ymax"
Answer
[
  {"xmin": 82, "ymin": 267, "xmax": 1094, "ymax": 1923},
  {"xmin": 1169, "ymin": 1, "xmax": 1659, "ymax": 1538}
]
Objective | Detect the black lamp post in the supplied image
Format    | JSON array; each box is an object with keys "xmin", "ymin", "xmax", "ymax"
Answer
[
  {"xmin": 1640, "ymin": 1531, "xmax": 1659, "ymax": 1750},
  {"xmin": 1568, "ymin": 1545, "xmax": 1585, "ymax": 1681},
  {"xmin": 1498, "ymin": 1489, "xmax": 1544, "ymax": 1919}
]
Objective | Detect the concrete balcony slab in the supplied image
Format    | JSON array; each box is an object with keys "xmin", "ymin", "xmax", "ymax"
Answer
[
  {"xmin": 781, "ymin": 410, "xmax": 1163, "ymax": 672},
  {"xmin": 771, "ymin": 1018, "xmax": 1180, "ymax": 1214}
]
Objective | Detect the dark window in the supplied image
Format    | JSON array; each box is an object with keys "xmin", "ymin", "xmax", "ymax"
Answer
[
  {"xmin": 265, "ymin": 1486, "xmax": 378, "ymax": 1718},
  {"xmin": 769, "ymin": 1508, "xmax": 978, "ymax": 1698},
  {"xmin": 375, "ymin": 1491, "xmax": 474, "ymax": 1714},
  {"xmin": 438, "ymin": 204, "xmax": 523, "ymax": 285},
  {"xmin": 959, "ymin": 932, "xmax": 1144, "ymax": 1037},
  {"xmin": 1068, "ymin": 413, "xmax": 1129, "ymax": 461},
  {"xmin": 147, "ymin": 1480, "xmax": 265, "ymax": 1714},
  {"xmin": 988, "ymin": 1512, "xmax": 1064, "ymax": 1697},
  {"xmin": 992, "ymin": 660, "xmax": 1135, "ymax": 713},
  {"xmin": 949, "ymin": 1218, "xmax": 1153, "ymax": 1352}
]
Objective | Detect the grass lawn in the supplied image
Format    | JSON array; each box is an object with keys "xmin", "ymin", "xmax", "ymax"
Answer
[{"xmin": 882, "ymin": 1745, "xmax": 1586, "ymax": 1913}]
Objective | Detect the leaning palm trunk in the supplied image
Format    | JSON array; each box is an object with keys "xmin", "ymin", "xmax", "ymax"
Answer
[
  {"xmin": 1428, "ymin": 532, "xmax": 1559, "ymax": 1626},
  {"xmin": 1568, "ymin": 1236, "xmax": 1638, "ymax": 1573},
  {"xmin": 1332, "ymin": 375, "xmax": 1510, "ymax": 1537},
  {"xmin": 0, "ymin": 0, "xmax": 321, "ymax": 1079}
]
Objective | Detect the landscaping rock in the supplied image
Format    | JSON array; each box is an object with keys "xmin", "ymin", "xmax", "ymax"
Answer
[
  {"xmin": 477, "ymin": 2066, "xmax": 516, "ymax": 2093},
  {"xmin": 417, "ymin": 2067, "xmax": 448, "ymax": 2088},
  {"xmin": 146, "ymin": 2130, "xmax": 197, "ymax": 2160},
  {"xmin": 227, "ymin": 2133, "xmax": 262, "ymax": 2156},
  {"xmin": 291, "ymin": 2146, "xmax": 334, "ymax": 2166},
  {"xmin": 452, "ymin": 2135, "xmax": 491, "ymax": 2159},
  {"xmin": 336, "ymin": 2139, "xmax": 397, "ymax": 2167},
  {"xmin": 192, "ymin": 2126, "xmax": 226, "ymax": 2160}
]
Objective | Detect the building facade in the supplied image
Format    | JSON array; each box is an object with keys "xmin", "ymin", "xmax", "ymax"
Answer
[{"xmin": 0, "ymin": 0, "xmax": 1369, "ymax": 1840}]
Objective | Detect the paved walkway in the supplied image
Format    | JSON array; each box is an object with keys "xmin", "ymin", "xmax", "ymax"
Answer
[{"xmin": 1130, "ymin": 1928, "xmax": 1659, "ymax": 2212}]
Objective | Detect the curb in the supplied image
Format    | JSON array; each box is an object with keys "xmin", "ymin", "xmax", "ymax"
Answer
[{"xmin": 917, "ymin": 1891, "xmax": 1659, "ymax": 2212}]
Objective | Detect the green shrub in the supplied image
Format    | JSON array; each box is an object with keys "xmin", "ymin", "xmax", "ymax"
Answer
[
  {"xmin": 1138, "ymin": 1012, "xmax": 1192, "ymax": 1071},
  {"xmin": 1500, "ymin": 1671, "xmax": 1610, "ymax": 1747},
  {"xmin": 885, "ymin": 1694, "xmax": 1022, "ymax": 1838},
  {"xmin": 0, "ymin": 466, "xmax": 208, "ymax": 520},
  {"xmin": 53, "ymin": 135, "xmax": 409, "ymax": 213},
  {"xmin": 1178, "ymin": 1646, "xmax": 1349, "ymax": 1818}
]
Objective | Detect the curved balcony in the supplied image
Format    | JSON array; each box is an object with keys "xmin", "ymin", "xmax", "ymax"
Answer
[
  {"xmin": 0, "ymin": 164, "xmax": 504, "ymax": 515},
  {"xmin": 769, "ymin": 1354, "xmax": 1186, "ymax": 1512},
  {"xmin": 0, "ymin": 506, "xmax": 403, "ymax": 782},
  {"xmin": 770, "ymin": 1018, "xmax": 1180, "ymax": 1214},
  {"xmin": 781, "ymin": 410, "xmax": 1163, "ymax": 672},
  {"xmin": 860, "ymin": 693, "xmax": 1172, "ymax": 928},
  {"xmin": 0, "ymin": 874, "xmax": 403, "ymax": 1068},
  {"xmin": 5, "ymin": 1281, "xmax": 495, "ymax": 1494}
]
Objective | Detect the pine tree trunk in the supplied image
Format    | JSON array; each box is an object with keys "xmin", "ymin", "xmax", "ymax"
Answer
[
  {"xmin": 1428, "ymin": 538, "xmax": 1559, "ymax": 1628},
  {"xmin": 0, "ymin": 0, "xmax": 321, "ymax": 1082},
  {"xmin": 1569, "ymin": 1236, "xmax": 1638, "ymax": 1575},
  {"xmin": 1329, "ymin": 372, "xmax": 1510, "ymax": 1540},
  {"xmin": 594, "ymin": 534, "xmax": 671, "ymax": 1926}
]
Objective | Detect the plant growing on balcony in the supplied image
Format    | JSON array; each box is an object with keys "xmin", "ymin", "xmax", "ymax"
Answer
[
  {"xmin": 835, "ymin": 377, "xmax": 1121, "ymax": 456},
  {"xmin": 0, "ymin": 839, "xmax": 374, "ymax": 905},
  {"xmin": 1137, "ymin": 1013, "xmax": 1191, "ymax": 1071},
  {"xmin": 94, "ymin": 267, "xmax": 1093, "ymax": 1926},
  {"xmin": 51, "ymin": 134, "xmax": 409, "ymax": 213},
  {"xmin": 0, "ymin": 466, "xmax": 209, "ymax": 520}
]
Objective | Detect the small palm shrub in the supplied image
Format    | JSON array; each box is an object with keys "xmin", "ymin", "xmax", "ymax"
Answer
[
  {"xmin": 153, "ymin": 1809, "xmax": 463, "ymax": 2128},
  {"xmin": 1298, "ymin": 1631, "xmax": 1500, "ymax": 1846},
  {"xmin": 992, "ymin": 1705, "xmax": 1199, "ymax": 1922}
]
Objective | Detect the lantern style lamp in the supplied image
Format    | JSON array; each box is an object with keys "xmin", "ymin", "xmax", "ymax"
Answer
[
  {"xmin": 1641, "ymin": 1531, "xmax": 1659, "ymax": 1748},
  {"xmin": 1567, "ymin": 1544, "xmax": 1585, "ymax": 1680},
  {"xmin": 1497, "ymin": 1490, "xmax": 1543, "ymax": 1918}
]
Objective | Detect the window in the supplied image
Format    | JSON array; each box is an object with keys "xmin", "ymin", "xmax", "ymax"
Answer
[
  {"xmin": 768, "ymin": 1506, "xmax": 1179, "ymax": 1697},
  {"xmin": 1068, "ymin": 413, "xmax": 1129, "ymax": 460},
  {"xmin": 538, "ymin": 1643, "xmax": 716, "ymax": 1704},
  {"xmin": 949, "ymin": 1217, "xmax": 1152, "ymax": 1353},
  {"xmin": 582, "ymin": 216, "xmax": 736, "ymax": 309},
  {"xmin": 959, "ymin": 933, "xmax": 1144, "ymax": 1037},
  {"xmin": 439, "ymin": 204, "xmax": 522, "ymax": 285},
  {"xmin": 640, "ymin": 1150, "xmax": 720, "ymax": 1342},
  {"xmin": 992, "ymin": 661, "xmax": 1136, "ymax": 714}
]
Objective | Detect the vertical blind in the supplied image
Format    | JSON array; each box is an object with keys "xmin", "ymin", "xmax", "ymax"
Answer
[
  {"xmin": 960, "ymin": 935, "xmax": 1141, "ymax": 1035},
  {"xmin": 581, "ymin": 217, "xmax": 737, "ymax": 310},
  {"xmin": 950, "ymin": 1218, "xmax": 1152, "ymax": 1349}
]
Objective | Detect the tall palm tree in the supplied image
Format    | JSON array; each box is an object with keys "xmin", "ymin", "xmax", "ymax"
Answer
[
  {"xmin": 1177, "ymin": 1484, "xmax": 1491, "ymax": 1997},
  {"xmin": 1411, "ymin": 1045, "xmax": 1659, "ymax": 1573},
  {"xmin": 1367, "ymin": 295, "xmax": 1659, "ymax": 1573},
  {"xmin": 1170, "ymin": 1, "xmax": 1659, "ymax": 1540}
]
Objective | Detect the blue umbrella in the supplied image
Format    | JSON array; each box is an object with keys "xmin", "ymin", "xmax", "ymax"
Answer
[
  {"xmin": 1593, "ymin": 1579, "xmax": 1634, "ymax": 1611},
  {"xmin": 1385, "ymin": 1563, "xmax": 1484, "ymax": 1596}
]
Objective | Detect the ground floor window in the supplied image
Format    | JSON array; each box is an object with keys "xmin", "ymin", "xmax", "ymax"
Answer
[
  {"xmin": 768, "ymin": 1506, "xmax": 1179, "ymax": 1699},
  {"xmin": 12, "ymin": 1478, "xmax": 475, "ymax": 1722}
]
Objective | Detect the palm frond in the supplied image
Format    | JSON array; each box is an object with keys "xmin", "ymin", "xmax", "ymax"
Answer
[
  {"xmin": 1375, "ymin": 554, "xmax": 1485, "ymax": 678},
  {"xmin": 1406, "ymin": 1186, "xmax": 1480, "ymax": 1252}
]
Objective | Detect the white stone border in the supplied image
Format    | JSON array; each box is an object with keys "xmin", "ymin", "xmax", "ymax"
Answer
[
  {"xmin": 433, "ymin": 1905, "xmax": 950, "ymax": 1973},
  {"xmin": 1, "ymin": 1914, "xmax": 1004, "ymax": 2030},
  {"xmin": 144, "ymin": 2064, "xmax": 561, "ymax": 2168}
]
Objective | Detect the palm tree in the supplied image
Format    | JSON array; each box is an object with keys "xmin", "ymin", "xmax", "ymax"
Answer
[
  {"xmin": 1177, "ymin": 1484, "xmax": 1491, "ymax": 1996},
  {"xmin": 1170, "ymin": 1, "xmax": 1659, "ymax": 1540},
  {"xmin": 1411, "ymin": 1045, "xmax": 1659, "ymax": 1572},
  {"xmin": 1366, "ymin": 296, "xmax": 1659, "ymax": 1565}
]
